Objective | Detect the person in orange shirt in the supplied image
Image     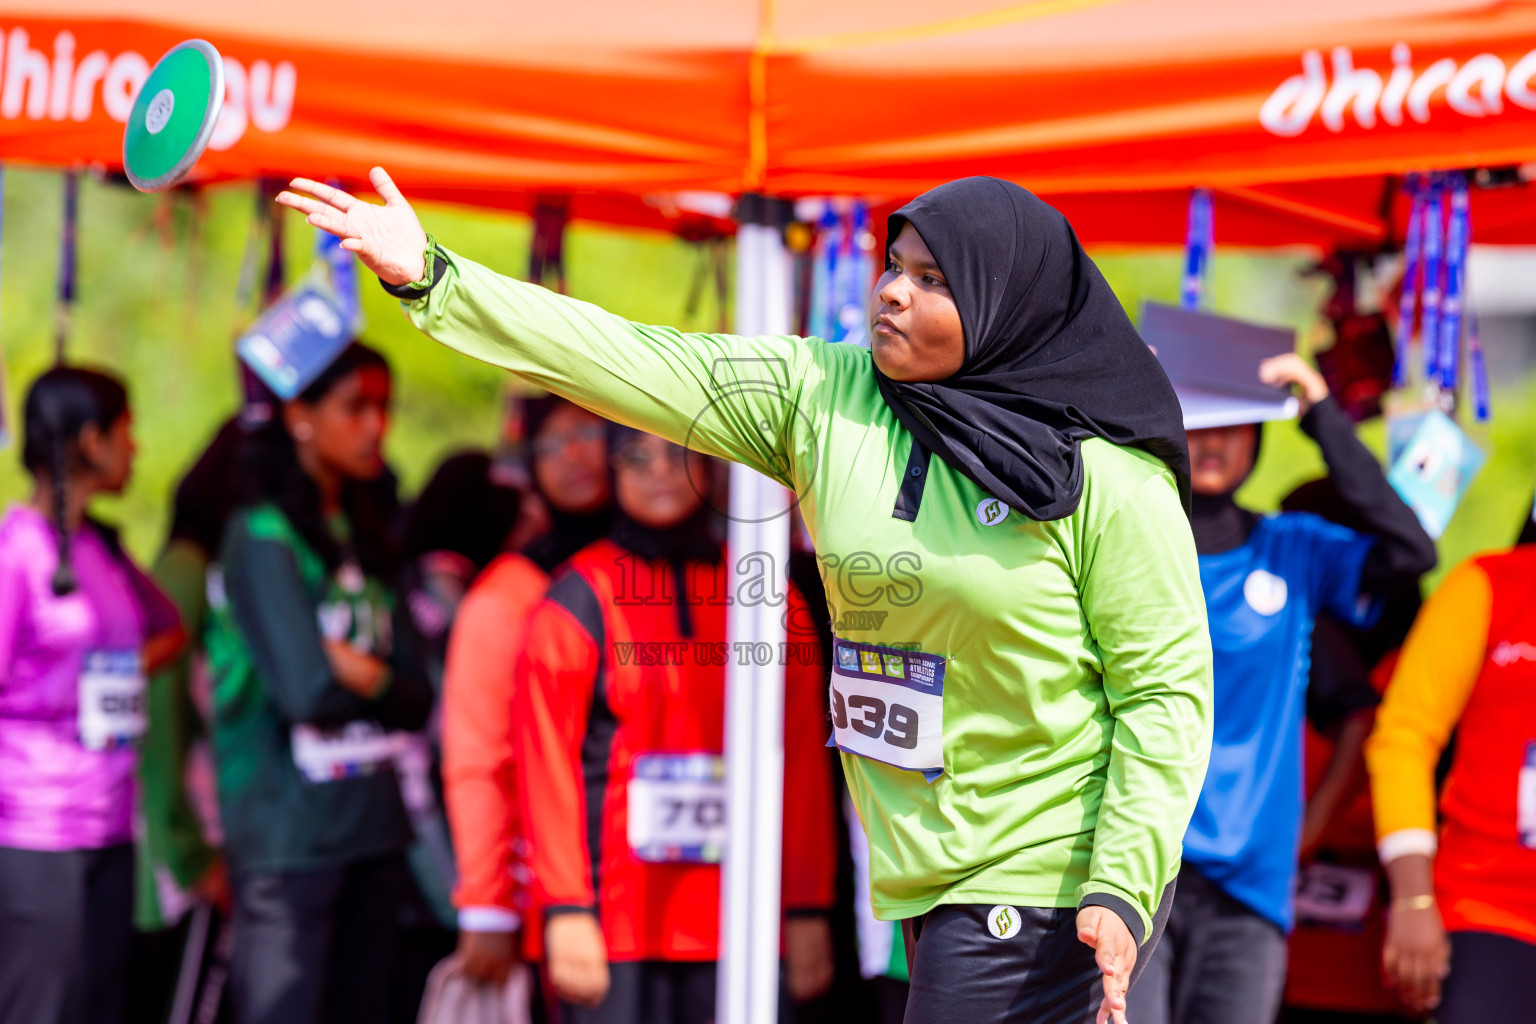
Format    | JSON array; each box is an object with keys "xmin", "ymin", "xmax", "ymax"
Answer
[
  {"xmin": 1365, "ymin": 529, "xmax": 1536, "ymax": 1023},
  {"xmin": 442, "ymin": 396, "xmax": 613, "ymax": 985},
  {"xmin": 518, "ymin": 426, "xmax": 837, "ymax": 1024}
]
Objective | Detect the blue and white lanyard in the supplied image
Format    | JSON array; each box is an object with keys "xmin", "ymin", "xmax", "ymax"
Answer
[
  {"xmin": 1181, "ymin": 188, "xmax": 1213, "ymax": 310},
  {"xmin": 1418, "ymin": 176, "xmax": 1446, "ymax": 384},
  {"xmin": 1436, "ymin": 173, "xmax": 1471, "ymax": 392},
  {"xmin": 1392, "ymin": 178, "xmax": 1423, "ymax": 389}
]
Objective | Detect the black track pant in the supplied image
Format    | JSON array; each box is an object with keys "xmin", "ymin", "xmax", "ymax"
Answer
[
  {"xmin": 229, "ymin": 852, "xmax": 412, "ymax": 1024},
  {"xmin": 1436, "ymin": 929, "xmax": 1536, "ymax": 1024},
  {"xmin": 561, "ymin": 961, "xmax": 718, "ymax": 1024},
  {"xmin": 901, "ymin": 884, "xmax": 1174, "ymax": 1024},
  {"xmin": 0, "ymin": 843, "xmax": 134, "ymax": 1024}
]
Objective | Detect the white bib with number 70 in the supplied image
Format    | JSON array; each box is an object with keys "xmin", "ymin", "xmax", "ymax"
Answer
[
  {"xmin": 829, "ymin": 638, "xmax": 945, "ymax": 779},
  {"xmin": 78, "ymin": 650, "xmax": 148, "ymax": 750},
  {"xmin": 627, "ymin": 753, "xmax": 728, "ymax": 863}
]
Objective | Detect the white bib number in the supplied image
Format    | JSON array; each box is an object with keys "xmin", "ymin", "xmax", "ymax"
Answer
[
  {"xmin": 829, "ymin": 638, "xmax": 945, "ymax": 778},
  {"xmin": 1294, "ymin": 863, "xmax": 1377, "ymax": 926},
  {"xmin": 1519, "ymin": 741, "xmax": 1536, "ymax": 849},
  {"xmin": 291, "ymin": 722, "xmax": 400, "ymax": 783},
  {"xmin": 78, "ymin": 650, "xmax": 147, "ymax": 750},
  {"xmin": 627, "ymin": 753, "xmax": 727, "ymax": 863}
]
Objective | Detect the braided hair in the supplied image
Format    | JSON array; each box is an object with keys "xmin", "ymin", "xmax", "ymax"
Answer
[{"xmin": 21, "ymin": 367, "xmax": 130, "ymax": 595}]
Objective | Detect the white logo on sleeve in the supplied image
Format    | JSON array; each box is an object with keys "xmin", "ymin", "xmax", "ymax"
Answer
[
  {"xmin": 986, "ymin": 905, "xmax": 1021, "ymax": 939},
  {"xmin": 976, "ymin": 498, "xmax": 1009, "ymax": 526},
  {"xmin": 1243, "ymin": 570, "xmax": 1289, "ymax": 616}
]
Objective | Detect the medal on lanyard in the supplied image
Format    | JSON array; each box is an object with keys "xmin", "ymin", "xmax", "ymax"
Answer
[
  {"xmin": 1436, "ymin": 174, "xmax": 1470, "ymax": 393},
  {"xmin": 1419, "ymin": 176, "xmax": 1446, "ymax": 384},
  {"xmin": 1181, "ymin": 188, "xmax": 1214, "ymax": 310},
  {"xmin": 1393, "ymin": 178, "xmax": 1423, "ymax": 389}
]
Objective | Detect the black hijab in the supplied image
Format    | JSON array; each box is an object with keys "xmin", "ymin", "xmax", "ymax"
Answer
[{"xmin": 876, "ymin": 177, "xmax": 1191, "ymax": 521}]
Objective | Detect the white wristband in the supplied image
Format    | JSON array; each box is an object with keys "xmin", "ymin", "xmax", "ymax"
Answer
[
  {"xmin": 1377, "ymin": 828, "xmax": 1438, "ymax": 864},
  {"xmin": 458, "ymin": 907, "xmax": 522, "ymax": 933}
]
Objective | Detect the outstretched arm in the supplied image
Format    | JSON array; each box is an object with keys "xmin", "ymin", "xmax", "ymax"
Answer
[
  {"xmin": 1260, "ymin": 354, "xmax": 1436, "ymax": 592},
  {"xmin": 279, "ymin": 170, "xmax": 831, "ymax": 491}
]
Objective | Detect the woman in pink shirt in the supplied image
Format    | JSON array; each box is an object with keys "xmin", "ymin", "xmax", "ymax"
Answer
[{"xmin": 0, "ymin": 367, "xmax": 182, "ymax": 1024}]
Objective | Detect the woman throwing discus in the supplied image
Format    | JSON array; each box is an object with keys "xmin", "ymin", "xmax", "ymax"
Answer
[{"xmin": 280, "ymin": 169, "xmax": 1214, "ymax": 1024}]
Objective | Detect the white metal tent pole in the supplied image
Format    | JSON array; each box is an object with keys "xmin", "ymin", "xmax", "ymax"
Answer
[{"xmin": 718, "ymin": 196, "xmax": 793, "ymax": 1024}]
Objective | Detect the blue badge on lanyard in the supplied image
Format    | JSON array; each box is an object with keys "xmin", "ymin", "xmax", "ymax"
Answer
[{"xmin": 1181, "ymin": 188, "xmax": 1214, "ymax": 310}]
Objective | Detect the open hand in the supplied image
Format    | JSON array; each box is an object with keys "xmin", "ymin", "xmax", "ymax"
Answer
[
  {"xmin": 1077, "ymin": 906, "xmax": 1137, "ymax": 1024},
  {"xmin": 276, "ymin": 168, "xmax": 428, "ymax": 286}
]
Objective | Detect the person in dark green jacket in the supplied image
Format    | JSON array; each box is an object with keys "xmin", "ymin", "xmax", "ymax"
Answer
[
  {"xmin": 283, "ymin": 172, "xmax": 1213, "ymax": 1024},
  {"xmin": 206, "ymin": 341, "xmax": 433, "ymax": 1024}
]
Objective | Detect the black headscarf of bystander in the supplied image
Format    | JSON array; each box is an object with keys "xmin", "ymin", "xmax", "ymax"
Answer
[{"xmin": 877, "ymin": 177, "xmax": 1190, "ymax": 521}]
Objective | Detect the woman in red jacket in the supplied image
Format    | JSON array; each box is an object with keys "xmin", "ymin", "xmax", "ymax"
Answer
[{"xmin": 516, "ymin": 425, "xmax": 837, "ymax": 1024}]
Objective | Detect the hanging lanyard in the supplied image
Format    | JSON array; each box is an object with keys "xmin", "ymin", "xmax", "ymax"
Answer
[
  {"xmin": 1393, "ymin": 178, "xmax": 1423, "ymax": 389},
  {"xmin": 1181, "ymin": 188, "xmax": 1213, "ymax": 310},
  {"xmin": 1468, "ymin": 311, "xmax": 1491, "ymax": 422},
  {"xmin": 1419, "ymin": 176, "xmax": 1445, "ymax": 384},
  {"xmin": 1436, "ymin": 173, "xmax": 1471, "ymax": 393}
]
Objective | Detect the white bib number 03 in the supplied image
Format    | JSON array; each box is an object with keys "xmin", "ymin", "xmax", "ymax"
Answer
[
  {"xmin": 78, "ymin": 650, "xmax": 147, "ymax": 750},
  {"xmin": 829, "ymin": 638, "xmax": 945, "ymax": 778},
  {"xmin": 628, "ymin": 753, "xmax": 727, "ymax": 863},
  {"xmin": 291, "ymin": 722, "xmax": 400, "ymax": 783}
]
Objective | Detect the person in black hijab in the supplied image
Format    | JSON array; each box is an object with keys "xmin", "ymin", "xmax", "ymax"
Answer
[
  {"xmin": 877, "ymin": 176, "xmax": 1191, "ymax": 520},
  {"xmin": 284, "ymin": 168, "xmax": 1216, "ymax": 1024}
]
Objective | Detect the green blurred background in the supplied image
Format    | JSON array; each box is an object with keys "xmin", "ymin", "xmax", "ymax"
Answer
[{"xmin": 0, "ymin": 167, "xmax": 1527, "ymax": 589}]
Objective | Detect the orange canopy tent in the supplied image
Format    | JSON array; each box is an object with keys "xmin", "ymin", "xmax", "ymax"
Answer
[{"xmin": 8, "ymin": 1, "xmax": 1536, "ymax": 244}]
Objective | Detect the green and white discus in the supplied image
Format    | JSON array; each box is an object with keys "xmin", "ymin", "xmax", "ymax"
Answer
[{"xmin": 123, "ymin": 40, "xmax": 225, "ymax": 192}]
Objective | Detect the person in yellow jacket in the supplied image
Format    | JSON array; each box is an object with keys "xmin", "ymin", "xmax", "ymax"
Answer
[{"xmin": 1365, "ymin": 539, "xmax": 1536, "ymax": 1023}]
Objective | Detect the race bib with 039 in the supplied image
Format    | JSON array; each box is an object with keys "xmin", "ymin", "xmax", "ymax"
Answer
[
  {"xmin": 627, "ymin": 753, "xmax": 727, "ymax": 863},
  {"xmin": 78, "ymin": 649, "xmax": 147, "ymax": 750},
  {"xmin": 829, "ymin": 638, "xmax": 945, "ymax": 780}
]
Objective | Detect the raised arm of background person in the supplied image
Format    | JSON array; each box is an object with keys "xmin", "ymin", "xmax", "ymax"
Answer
[
  {"xmin": 224, "ymin": 516, "xmax": 394, "ymax": 729},
  {"xmin": 1300, "ymin": 397, "xmax": 1437, "ymax": 592},
  {"xmin": 442, "ymin": 562, "xmax": 543, "ymax": 934},
  {"xmin": 140, "ymin": 540, "xmax": 220, "ymax": 894},
  {"xmin": 1075, "ymin": 466, "xmax": 1213, "ymax": 945},
  {"xmin": 514, "ymin": 586, "xmax": 603, "ymax": 916},
  {"xmin": 280, "ymin": 173, "xmax": 826, "ymax": 487}
]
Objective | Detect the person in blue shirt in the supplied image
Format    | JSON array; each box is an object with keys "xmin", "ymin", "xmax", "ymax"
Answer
[{"xmin": 1128, "ymin": 353, "xmax": 1436, "ymax": 1024}]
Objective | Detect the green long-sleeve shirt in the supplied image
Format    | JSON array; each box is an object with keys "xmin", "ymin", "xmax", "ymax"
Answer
[{"xmin": 400, "ymin": 246, "xmax": 1213, "ymax": 941}]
